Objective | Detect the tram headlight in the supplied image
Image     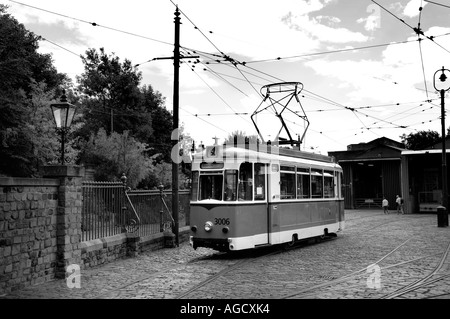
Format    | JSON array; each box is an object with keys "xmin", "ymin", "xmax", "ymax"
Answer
[{"xmin": 204, "ymin": 221, "xmax": 213, "ymax": 232}]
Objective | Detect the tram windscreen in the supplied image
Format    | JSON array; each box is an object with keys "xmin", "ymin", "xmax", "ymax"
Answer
[
  {"xmin": 199, "ymin": 173, "xmax": 223, "ymax": 200},
  {"xmin": 191, "ymin": 171, "xmax": 199, "ymax": 201},
  {"xmin": 224, "ymin": 170, "xmax": 238, "ymax": 201}
]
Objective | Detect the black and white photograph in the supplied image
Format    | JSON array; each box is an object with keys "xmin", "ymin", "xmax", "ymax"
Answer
[{"xmin": 1, "ymin": 0, "xmax": 449, "ymax": 313}]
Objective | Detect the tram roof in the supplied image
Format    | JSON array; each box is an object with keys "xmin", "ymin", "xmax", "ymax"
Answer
[{"xmin": 193, "ymin": 144, "xmax": 339, "ymax": 168}]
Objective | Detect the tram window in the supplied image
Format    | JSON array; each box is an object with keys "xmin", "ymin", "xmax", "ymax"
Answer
[
  {"xmin": 199, "ymin": 174, "xmax": 223, "ymax": 200},
  {"xmin": 224, "ymin": 170, "xmax": 238, "ymax": 201},
  {"xmin": 297, "ymin": 167, "xmax": 310, "ymax": 199},
  {"xmin": 254, "ymin": 163, "xmax": 266, "ymax": 201},
  {"xmin": 335, "ymin": 171, "xmax": 341, "ymax": 198},
  {"xmin": 280, "ymin": 169, "xmax": 295, "ymax": 200},
  {"xmin": 191, "ymin": 171, "xmax": 199, "ymax": 201},
  {"xmin": 324, "ymin": 171, "xmax": 335, "ymax": 198},
  {"xmin": 311, "ymin": 169, "xmax": 323, "ymax": 198},
  {"xmin": 238, "ymin": 162, "xmax": 253, "ymax": 201}
]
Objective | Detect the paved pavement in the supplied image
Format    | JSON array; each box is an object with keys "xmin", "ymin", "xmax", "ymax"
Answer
[{"xmin": 1, "ymin": 209, "xmax": 450, "ymax": 303}]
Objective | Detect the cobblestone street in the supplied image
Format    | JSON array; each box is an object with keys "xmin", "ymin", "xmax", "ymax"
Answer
[{"xmin": 1, "ymin": 209, "xmax": 449, "ymax": 301}]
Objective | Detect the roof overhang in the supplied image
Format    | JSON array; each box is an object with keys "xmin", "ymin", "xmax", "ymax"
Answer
[
  {"xmin": 402, "ymin": 149, "xmax": 450, "ymax": 156},
  {"xmin": 337, "ymin": 157, "xmax": 401, "ymax": 162}
]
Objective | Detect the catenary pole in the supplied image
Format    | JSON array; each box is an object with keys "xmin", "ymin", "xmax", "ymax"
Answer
[{"xmin": 172, "ymin": 7, "xmax": 180, "ymax": 246}]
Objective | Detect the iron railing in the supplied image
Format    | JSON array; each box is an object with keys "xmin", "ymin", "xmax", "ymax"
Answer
[
  {"xmin": 81, "ymin": 181, "xmax": 125, "ymax": 241},
  {"xmin": 127, "ymin": 188, "xmax": 190, "ymax": 237},
  {"xmin": 354, "ymin": 198, "xmax": 382, "ymax": 208},
  {"xmin": 81, "ymin": 181, "xmax": 190, "ymax": 242}
]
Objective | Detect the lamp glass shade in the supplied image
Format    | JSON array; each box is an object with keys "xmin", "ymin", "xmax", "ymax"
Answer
[
  {"xmin": 51, "ymin": 103, "xmax": 76, "ymax": 129},
  {"xmin": 434, "ymin": 68, "xmax": 450, "ymax": 92}
]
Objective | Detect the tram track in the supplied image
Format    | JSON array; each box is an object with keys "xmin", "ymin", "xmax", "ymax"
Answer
[
  {"xmin": 88, "ymin": 249, "xmax": 226, "ymax": 299},
  {"xmin": 280, "ymin": 235, "xmax": 450, "ymax": 299},
  {"xmin": 89, "ymin": 245, "xmax": 287, "ymax": 299},
  {"xmin": 280, "ymin": 236, "xmax": 415, "ymax": 299},
  {"xmin": 347, "ymin": 214, "xmax": 432, "ymax": 236},
  {"xmin": 87, "ymin": 235, "xmax": 336, "ymax": 299},
  {"xmin": 91, "ymin": 263, "xmax": 191, "ymax": 299},
  {"xmin": 175, "ymin": 245, "xmax": 297, "ymax": 299},
  {"xmin": 380, "ymin": 238, "xmax": 450, "ymax": 299},
  {"xmin": 280, "ymin": 252, "xmax": 443, "ymax": 299},
  {"xmin": 89, "ymin": 214, "xmax": 446, "ymax": 299},
  {"xmin": 174, "ymin": 236, "xmax": 337, "ymax": 299}
]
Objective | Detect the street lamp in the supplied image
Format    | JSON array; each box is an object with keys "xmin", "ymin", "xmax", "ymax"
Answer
[
  {"xmin": 433, "ymin": 66, "xmax": 450, "ymax": 227},
  {"xmin": 50, "ymin": 90, "xmax": 76, "ymax": 164}
]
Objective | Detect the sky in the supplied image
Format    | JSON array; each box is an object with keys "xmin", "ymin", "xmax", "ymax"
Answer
[{"xmin": 3, "ymin": 0, "xmax": 450, "ymax": 154}]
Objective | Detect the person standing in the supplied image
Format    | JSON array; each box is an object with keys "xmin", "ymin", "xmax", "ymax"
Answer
[
  {"xmin": 396, "ymin": 195, "xmax": 404, "ymax": 214},
  {"xmin": 382, "ymin": 198, "xmax": 389, "ymax": 214}
]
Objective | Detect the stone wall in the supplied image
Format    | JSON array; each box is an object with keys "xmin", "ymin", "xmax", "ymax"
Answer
[
  {"xmin": 0, "ymin": 166, "xmax": 191, "ymax": 295},
  {"xmin": 0, "ymin": 177, "xmax": 60, "ymax": 293}
]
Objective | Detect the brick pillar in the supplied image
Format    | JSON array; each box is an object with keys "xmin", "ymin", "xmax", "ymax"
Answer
[
  {"xmin": 126, "ymin": 233, "xmax": 140, "ymax": 257},
  {"xmin": 42, "ymin": 165, "xmax": 84, "ymax": 279}
]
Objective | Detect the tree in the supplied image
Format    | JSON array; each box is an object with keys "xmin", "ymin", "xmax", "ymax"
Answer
[
  {"xmin": 223, "ymin": 130, "xmax": 259, "ymax": 146},
  {"xmin": 0, "ymin": 5, "xmax": 68, "ymax": 176},
  {"xmin": 400, "ymin": 130, "xmax": 442, "ymax": 150},
  {"xmin": 76, "ymin": 48, "xmax": 144, "ymax": 136},
  {"xmin": 80, "ymin": 128, "xmax": 152, "ymax": 188},
  {"xmin": 75, "ymin": 48, "xmax": 172, "ymax": 161},
  {"xmin": 26, "ymin": 81, "xmax": 80, "ymax": 167}
]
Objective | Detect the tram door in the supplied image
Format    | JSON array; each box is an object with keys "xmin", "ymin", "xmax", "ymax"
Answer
[
  {"xmin": 267, "ymin": 163, "xmax": 281, "ymax": 245},
  {"xmin": 254, "ymin": 163, "xmax": 270, "ymax": 245}
]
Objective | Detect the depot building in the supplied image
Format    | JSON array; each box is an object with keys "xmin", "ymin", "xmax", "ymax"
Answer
[{"xmin": 328, "ymin": 136, "xmax": 450, "ymax": 214}]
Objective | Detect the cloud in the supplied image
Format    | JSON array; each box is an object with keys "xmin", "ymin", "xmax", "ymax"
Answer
[
  {"xmin": 304, "ymin": 25, "xmax": 450, "ymax": 106},
  {"xmin": 282, "ymin": 10, "xmax": 369, "ymax": 44},
  {"xmin": 403, "ymin": 0, "xmax": 428, "ymax": 18},
  {"xmin": 316, "ymin": 15, "xmax": 341, "ymax": 26},
  {"xmin": 356, "ymin": 9, "xmax": 381, "ymax": 32},
  {"xmin": 27, "ymin": 20, "xmax": 89, "ymax": 46}
]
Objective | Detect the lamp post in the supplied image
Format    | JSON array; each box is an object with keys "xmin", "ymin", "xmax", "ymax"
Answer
[
  {"xmin": 50, "ymin": 90, "xmax": 76, "ymax": 164},
  {"xmin": 433, "ymin": 66, "xmax": 450, "ymax": 227}
]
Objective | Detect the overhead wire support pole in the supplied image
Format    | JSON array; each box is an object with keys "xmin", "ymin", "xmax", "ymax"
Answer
[
  {"xmin": 434, "ymin": 66, "xmax": 450, "ymax": 227},
  {"xmin": 170, "ymin": 7, "xmax": 199, "ymax": 247},
  {"xmin": 172, "ymin": 6, "xmax": 180, "ymax": 247},
  {"xmin": 440, "ymin": 87, "xmax": 447, "ymax": 210},
  {"xmin": 153, "ymin": 7, "xmax": 198, "ymax": 246}
]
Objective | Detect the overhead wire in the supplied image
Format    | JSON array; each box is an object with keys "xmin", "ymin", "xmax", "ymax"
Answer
[
  {"xmin": 10, "ymin": 0, "xmax": 449, "ymax": 145},
  {"xmin": 179, "ymin": 106, "xmax": 230, "ymax": 134},
  {"xmin": 39, "ymin": 37, "xmax": 81, "ymax": 58},
  {"xmin": 371, "ymin": 0, "xmax": 450, "ymax": 55},
  {"xmin": 7, "ymin": 0, "xmax": 173, "ymax": 46},
  {"xmin": 416, "ymin": 2, "xmax": 430, "ymax": 100},
  {"xmin": 243, "ymin": 39, "xmax": 416, "ymax": 64},
  {"xmin": 168, "ymin": 2, "xmax": 266, "ymax": 134},
  {"xmin": 235, "ymin": 50, "xmax": 439, "ymax": 133},
  {"xmin": 169, "ymin": 0, "xmax": 450, "ymax": 147},
  {"xmin": 424, "ymin": 0, "xmax": 450, "ymax": 9},
  {"xmin": 180, "ymin": 49, "xmax": 251, "ymax": 96},
  {"xmin": 179, "ymin": 52, "xmax": 253, "ymax": 126}
]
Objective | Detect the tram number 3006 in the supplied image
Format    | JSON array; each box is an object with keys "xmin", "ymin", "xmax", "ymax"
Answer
[{"xmin": 214, "ymin": 218, "xmax": 230, "ymax": 225}]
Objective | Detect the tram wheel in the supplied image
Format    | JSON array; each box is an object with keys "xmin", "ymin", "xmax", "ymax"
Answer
[{"xmin": 285, "ymin": 234, "xmax": 298, "ymax": 248}]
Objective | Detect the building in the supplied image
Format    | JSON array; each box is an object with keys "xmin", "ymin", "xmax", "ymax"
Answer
[
  {"xmin": 328, "ymin": 137, "xmax": 406, "ymax": 210},
  {"xmin": 400, "ymin": 137, "xmax": 450, "ymax": 214}
]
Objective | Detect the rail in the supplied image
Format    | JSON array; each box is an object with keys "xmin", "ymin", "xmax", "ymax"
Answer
[
  {"xmin": 355, "ymin": 198, "xmax": 382, "ymax": 208},
  {"xmin": 81, "ymin": 181, "xmax": 190, "ymax": 242},
  {"xmin": 81, "ymin": 181, "xmax": 125, "ymax": 241}
]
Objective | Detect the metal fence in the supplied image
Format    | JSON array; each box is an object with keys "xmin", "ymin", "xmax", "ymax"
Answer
[
  {"xmin": 81, "ymin": 181, "xmax": 190, "ymax": 242},
  {"xmin": 126, "ymin": 189, "xmax": 190, "ymax": 237}
]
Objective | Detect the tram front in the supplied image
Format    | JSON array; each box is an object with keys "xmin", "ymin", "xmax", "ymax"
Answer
[{"xmin": 189, "ymin": 145, "xmax": 269, "ymax": 252}]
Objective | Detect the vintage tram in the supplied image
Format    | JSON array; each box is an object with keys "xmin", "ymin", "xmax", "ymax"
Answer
[{"xmin": 189, "ymin": 143, "xmax": 345, "ymax": 252}]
